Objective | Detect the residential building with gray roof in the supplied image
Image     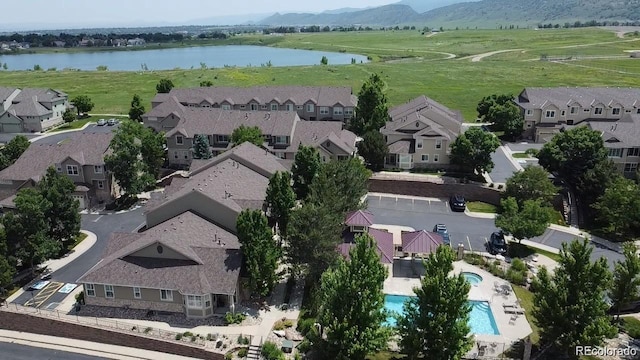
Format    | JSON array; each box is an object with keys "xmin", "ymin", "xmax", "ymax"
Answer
[{"xmin": 0, "ymin": 87, "xmax": 69, "ymax": 133}]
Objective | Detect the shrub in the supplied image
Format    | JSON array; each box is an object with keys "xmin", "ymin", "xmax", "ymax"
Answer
[
  {"xmin": 191, "ymin": 336, "xmax": 197, "ymax": 342},
  {"xmin": 237, "ymin": 334, "xmax": 250, "ymax": 345},
  {"xmin": 224, "ymin": 353, "xmax": 233, "ymax": 360},
  {"xmin": 144, "ymin": 327, "xmax": 152, "ymax": 334},
  {"xmin": 274, "ymin": 318, "xmax": 294, "ymax": 330},
  {"xmin": 296, "ymin": 317, "xmax": 316, "ymax": 336},
  {"xmin": 183, "ymin": 331, "xmax": 194, "ymax": 337},
  {"xmin": 261, "ymin": 342, "xmax": 285, "ymax": 360},
  {"xmin": 294, "ymin": 352, "xmax": 302, "ymax": 360},
  {"xmin": 224, "ymin": 312, "xmax": 247, "ymax": 325},
  {"xmin": 297, "ymin": 339, "xmax": 311, "ymax": 353},
  {"xmin": 525, "ymin": 148, "xmax": 539, "ymax": 157},
  {"xmin": 511, "ymin": 258, "xmax": 527, "ymax": 272},
  {"xmin": 238, "ymin": 348, "xmax": 249, "ymax": 357},
  {"xmin": 175, "ymin": 333, "xmax": 183, "ymax": 340},
  {"xmin": 75, "ymin": 291, "xmax": 85, "ymax": 305},
  {"xmin": 506, "ymin": 269, "xmax": 527, "ymax": 286}
]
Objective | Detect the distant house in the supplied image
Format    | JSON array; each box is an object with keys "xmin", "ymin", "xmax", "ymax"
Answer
[
  {"xmin": 127, "ymin": 38, "xmax": 146, "ymax": 46},
  {"xmin": 380, "ymin": 95, "xmax": 463, "ymax": 170},
  {"xmin": 78, "ymin": 143, "xmax": 287, "ymax": 318},
  {"xmin": 0, "ymin": 132, "xmax": 117, "ymax": 210},
  {"xmin": 52, "ymin": 41, "xmax": 66, "ymax": 48},
  {"xmin": 0, "ymin": 87, "xmax": 69, "ymax": 133},
  {"xmin": 146, "ymin": 98, "xmax": 358, "ymax": 168}
]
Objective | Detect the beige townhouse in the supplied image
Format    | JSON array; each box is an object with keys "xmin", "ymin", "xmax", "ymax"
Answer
[{"xmin": 0, "ymin": 87, "xmax": 69, "ymax": 133}]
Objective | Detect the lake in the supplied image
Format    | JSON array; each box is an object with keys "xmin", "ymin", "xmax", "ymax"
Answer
[{"xmin": 0, "ymin": 45, "xmax": 368, "ymax": 71}]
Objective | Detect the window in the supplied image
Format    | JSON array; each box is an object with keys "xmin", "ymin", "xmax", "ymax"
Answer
[
  {"xmin": 566, "ymin": 120, "xmax": 574, "ymax": 125},
  {"xmin": 56, "ymin": 164, "xmax": 62, "ymax": 173},
  {"xmin": 344, "ymin": 108, "xmax": 354, "ymax": 116},
  {"xmin": 416, "ymin": 140, "xmax": 423, "ymax": 149},
  {"xmin": 613, "ymin": 108, "xmax": 621, "ymax": 115},
  {"xmin": 608, "ymin": 148, "xmax": 623, "ymax": 157},
  {"xmin": 319, "ymin": 107, "xmax": 330, "ymax": 115},
  {"xmin": 274, "ymin": 136, "xmax": 287, "ymax": 144},
  {"xmin": 525, "ymin": 109, "xmax": 533, "ymax": 116},
  {"xmin": 333, "ymin": 107, "xmax": 343, "ymax": 115},
  {"xmin": 205, "ymin": 295, "xmax": 211, "ymax": 308},
  {"xmin": 560, "ymin": 110, "xmax": 565, "ymax": 116},
  {"xmin": 261, "ymin": 105, "xmax": 268, "ymax": 110},
  {"xmin": 433, "ymin": 154, "xmax": 440, "ymax": 162},
  {"xmin": 221, "ymin": 104, "xmax": 231, "ymax": 110},
  {"xmin": 594, "ymin": 107, "xmax": 603, "ymax": 115},
  {"xmin": 176, "ymin": 135, "xmax": 183, "ymax": 145},
  {"xmin": 239, "ymin": 105, "xmax": 246, "ymax": 109},
  {"xmin": 270, "ymin": 103, "xmax": 279, "ymax": 111},
  {"xmin": 286, "ymin": 104, "xmax": 294, "ymax": 111},
  {"xmin": 570, "ymin": 106, "xmax": 578, "ymax": 114},
  {"xmin": 186, "ymin": 295, "xmax": 203, "ymax": 309},
  {"xmin": 306, "ymin": 104, "xmax": 315, "ymax": 113},
  {"xmin": 85, "ymin": 283, "xmax": 95, "ymax": 297},
  {"xmin": 160, "ymin": 289, "xmax": 173, "ymax": 301},
  {"xmin": 297, "ymin": 105, "xmax": 303, "ymax": 110},
  {"xmin": 624, "ymin": 163, "xmax": 638, "ymax": 173},
  {"xmin": 94, "ymin": 165, "xmax": 103, "ymax": 174},
  {"xmin": 173, "ymin": 151, "xmax": 178, "ymax": 159},
  {"xmin": 544, "ymin": 110, "xmax": 555, "ymax": 118},
  {"xmin": 628, "ymin": 148, "xmax": 640, "ymax": 157},
  {"xmin": 96, "ymin": 180, "xmax": 104, "ymax": 189},
  {"xmin": 66, "ymin": 165, "xmax": 79, "ymax": 175},
  {"xmin": 421, "ymin": 154, "xmax": 429, "ymax": 162},
  {"xmin": 133, "ymin": 287, "xmax": 141, "ymax": 299},
  {"xmin": 217, "ymin": 135, "xmax": 229, "ymax": 143},
  {"xmin": 250, "ymin": 103, "xmax": 258, "ymax": 111},
  {"xmin": 435, "ymin": 140, "xmax": 442, "ymax": 149},
  {"xmin": 104, "ymin": 285, "xmax": 114, "ymax": 299},
  {"xmin": 184, "ymin": 152, "xmax": 188, "ymax": 160},
  {"xmin": 637, "ymin": 109, "xmax": 640, "ymax": 114}
]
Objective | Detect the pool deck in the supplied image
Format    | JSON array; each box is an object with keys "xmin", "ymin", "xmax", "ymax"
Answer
[{"xmin": 384, "ymin": 260, "xmax": 533, "ymax": 354}]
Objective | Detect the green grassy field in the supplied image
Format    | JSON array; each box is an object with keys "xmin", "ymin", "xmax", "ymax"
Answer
[{"xmin": 1, "ymin": 28, "xmax": 639, "ymax": 120}]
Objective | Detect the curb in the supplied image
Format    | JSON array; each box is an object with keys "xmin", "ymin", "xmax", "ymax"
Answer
[
  {"xmin": 30, "ymin": 122, "xmax": 94, "ymax": 142},
  {"xmin": 464, "ymin": 210, "xmax": 496, "ymax": 219}
]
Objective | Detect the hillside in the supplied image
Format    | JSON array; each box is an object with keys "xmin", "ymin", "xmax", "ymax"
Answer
[
  {"xmin": 420, "ymin": 0, "xmax": 640, "ymax": 27},
  {"xmin": 396, "ymin": 0, "xmax": 479, "ymax": 14},
  {"xmin": 258, "ymin": 4, "xmax": 420, "ymax": 26}
]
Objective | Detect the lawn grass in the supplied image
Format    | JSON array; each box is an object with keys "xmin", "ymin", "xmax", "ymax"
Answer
[
  {"xmin": 367, "ymin": 352, "xmax": 407, "ymax": 360},
  {"xmin": 48, "ymin": 115, "xmax": 130, "ymax": 133},
  {"xmin": 550, "ymin": 210, "xmax": 566, "ymax": 226},
  {"xmin": 466, "ymin": 201, "xmax": 497, "ymax": 213},
  {"xmin": 512, "ymin": 285, "xmax": 540, "ymax": 344},
  {"xmin": 511, "ymin": 152, "xmax": 530, "ymax": 158},
  {"xmin": 508, "ymin": 242, "xmax": 562, "ymax": 262},
  {"xmin": 0, "ymin": 29, "xmax": 638, "ymax": 121},
  {"xmin": 67, "ymin": 232, "xmax": 88, "ymax": 251},
  {"xmin": 621, "ymin": 316, "xmax": 640, "ymax": 338}
]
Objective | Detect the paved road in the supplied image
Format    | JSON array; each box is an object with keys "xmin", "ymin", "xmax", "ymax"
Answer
[
  {"xmin": 366, "ymin": 194, "xmax": 624, "ymax": 267},
  {"xmin": 0, "ymin": 342, "xmax": 109, "ymax": 360},
  {"xmin": 0, "ymin": 133, "xmax": 39, "ymax": 145},
  {"xmin": 488, "ymin": 146, "xmax": 520, "ymax": 183},
  {"xmin": 33, "ymin": 124, "xmax": 118, "ymax": 145},
  {"xmin": 13, "ymin": 207, "xmax": 145, "ymax": 308}
]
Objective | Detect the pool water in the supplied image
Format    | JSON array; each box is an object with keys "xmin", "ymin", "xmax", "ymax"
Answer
[
  {"xmin": 383, "ymin": 295, "xmax": 500, "ymax": 335},
  {"xmin": 462, "ymin": 272, "xmax": 483, "ymax": 286}
]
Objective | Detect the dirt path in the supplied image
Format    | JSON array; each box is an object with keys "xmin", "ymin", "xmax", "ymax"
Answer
[
  {"xmin": 300, "ymin": 41, "xmax": 456, "ymax": 60},
  {"xmin": 458, "ymin": 49, "xmax": 523, "ymax": 62}
]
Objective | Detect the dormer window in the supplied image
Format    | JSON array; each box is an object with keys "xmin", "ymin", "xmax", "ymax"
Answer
[
  {"xmin": 612, "ymin": 108, "xmax": 621, "ymax": 115},
  {"xmin": 271, "ymin": 103, "xmax": 278, "ymax": 111},
  {"xmin": 594, "ymin": 107, "xmax": 603, "ymax": 115},
  {"xmin": 176, "ymin": 135, "xmax": 183, "ymax": 145}
]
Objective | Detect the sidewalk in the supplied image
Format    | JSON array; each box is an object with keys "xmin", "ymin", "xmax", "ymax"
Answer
[
  {"xmin": 6, "ymin": 230, "xmax": 97, "ymax": 303},
  {"xmin": 29, "ymin": 122, "xmax": 94, "ymax": 142},
  {"xmin": 0, "ymin": 329, "xmax": 196, "ymax": 360}
]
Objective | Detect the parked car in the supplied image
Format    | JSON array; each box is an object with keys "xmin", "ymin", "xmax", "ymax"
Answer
[
  {"xmin": 449, "ymin": 195, "xmax": 466, "ymax": 212},
  {"xmin": 107, "ymin": 118, "xmax": 117, "ymax": 126},
  {"xmin": 487, "ymin": 231, "xmax": 508, "ymax": 255},
  {"xmin": 432, "ymin": 224, "xmax": 450, "ymax": 246},
  {"xmin": 97, "ymin": 119, "xmax": 106, "ymax": 126}
]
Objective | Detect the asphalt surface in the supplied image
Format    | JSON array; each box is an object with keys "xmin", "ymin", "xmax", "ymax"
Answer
[
  {"xmin": 366, "ymin": 194, "xmax": 625, "ymax": 267},
  {"xmin": 488, "ymin": 146, "xmax": 519, "ymax": 183},
  {"xmin": 0, "ymin": 133, "xmax": 39, "ymax": 145},
  {"xmin": 32, "ymin": 124, "xmax": 118, "ymax": 145},
  {"xmin": 0, "ymin": 342, "xmax": 109, "ymax": 360},
  {"xmin": 13, "ymin": 207, "xmax": 146, "ymax": 309}
]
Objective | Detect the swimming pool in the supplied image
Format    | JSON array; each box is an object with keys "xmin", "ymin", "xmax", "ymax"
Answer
[
  {"xmin": 384, "ymin": 295, "xmax": 500, "ymax": 335},
  {"xmin": 462, "ymin": 272, "xmax": 483, "ymax": 286}
]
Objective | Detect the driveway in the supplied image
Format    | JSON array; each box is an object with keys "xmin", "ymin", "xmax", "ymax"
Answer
[
  {"xmin": 366, "ymin": 194, "xmax": 624, "ymax": 267},
  {"xmin": 33, "ymin": 124, "xmax": 118, "ymax": 145},
  {"xmin": 488, "ymin": 146, "xmax": 520, "ymax": 183},
  {"xmin": 12, "ymin": 207, "xmax": 145, "ymax": 308}
]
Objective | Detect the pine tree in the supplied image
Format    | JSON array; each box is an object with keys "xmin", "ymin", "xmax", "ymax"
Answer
[
  {"xmin": 291, "ymin": 145, "xmax": 322, "ymax": 201},
  {"xmin": 192, "ymin": 134, "xmax": 212, "ymax": 159},
  {"xmin": 349, "ymin": 73, "xmax": 389, "ymax": 136},
  {"xmin": 128, "ymin": 94, "xmax": 146, "ymax": 122},
  {"xmin": 265, "ymin": 171, "xmax": 295, "ymax": 236}
]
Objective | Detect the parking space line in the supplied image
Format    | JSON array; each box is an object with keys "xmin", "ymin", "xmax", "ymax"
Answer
[
  {"xmin": 444, "ymin": 201, "xmax": 450, "ymax": 213},
  {"xmin": 467, "ymin": 236, "xmax": 472, "ymax": 252},
  {"xmin": 93, "ymin": 215, "xmax": 103, "ymax": 222}
]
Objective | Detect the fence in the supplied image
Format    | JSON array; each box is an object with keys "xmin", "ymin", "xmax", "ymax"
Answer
[{"xmin": 0, "ymin": 302, "xmax": 252, "ymax": 353}]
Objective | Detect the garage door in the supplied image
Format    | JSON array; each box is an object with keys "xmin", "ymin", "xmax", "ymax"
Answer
[
  {"xmin": 2, "ymin": 123, "xmax": 23, "ymax": 133},
  {"xmin": 73, "ymin": 195, "xmax": 86, "ymax": 210}
]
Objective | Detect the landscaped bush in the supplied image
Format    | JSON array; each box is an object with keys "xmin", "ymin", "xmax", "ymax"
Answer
[
  {"xmin": 75, "ymin": 291, "xmax": 85, "ymax": 305},
  {"xmin": 238, "ymin": 348, "xmax": 249, "ymax": 357},
  {"xmin": 183, "ymin": 331, "xmax": 194, "ymax": 337},
  {"xmin": 274, "ymin": 318, "xmax": 294, "ymax": 330},
  {"xmin": 296, "ymin": 317, "xmax": 316, "ymax": 336},
  {"xmin": 511, "ymin": 258, "xmax": 527, "ymax": 272},
  {"xmin": 506, "ymin": 268, "xmax": 527, "ymax": 286},
  {"xmin": 297, "ymin": 339, "xmax": 312, "ymax": 354},
  {"xmin": 144, "ymin": 327, "xmax": 152, "ymax": 334},
  {"xmin": 525, "ymin": 148, "xmax": 539, "ymax": 157},
  {"xmin": 237, "ymin": 334, "xmax": 250, "ymax": 345},
  {"xmin": 224, "ymin": 312, "xmax": 247, "ymax": 325},
  {"xmin": 224, "ymin": 353, "xmax": 233, "ymax": 360},
  {"xmin": 261, "ymin": 342, "xmax": 285, "ymax": 360},
  {"xmin": 175, "ymin": 333, "xmax": 183, "ymax": 340}
]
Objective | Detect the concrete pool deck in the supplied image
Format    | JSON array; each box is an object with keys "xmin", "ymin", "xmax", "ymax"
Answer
[{"xmin": 383, "ymin": 260, "xmax": 533, "ymax": 351}]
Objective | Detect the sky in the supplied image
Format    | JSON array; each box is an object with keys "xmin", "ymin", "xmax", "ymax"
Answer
[{"xmin": 2, "ymin": 0, "xmax": 397, "ymax": 30}]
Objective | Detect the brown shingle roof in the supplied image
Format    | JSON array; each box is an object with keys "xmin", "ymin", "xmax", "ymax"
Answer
[
  {"xmin": 77, "ymin": 211, "xmax": 241, "ymax": 295},
  {"xmin": 517, "ymin": 87, "xmax": 640, "ymax": 110},
  {"xmin": 13, "ymin": 88, "xmax": 66, "ymax": 104},
  {"xmin": 384, "ymin": 95, "xmax": 463, "ymax": 136},
  {"xmin": 290, "ymin": 121, "xmax": 356, "ymax": 154},
  {"xmin": 588, "ymin": 114, "xmax": 640, "ymax": 147},
  {"xmin": 388, "ymin": 140, "xmax": 411, "ymax": 154},
  {"xmin": 8, "ymin": 97, "xmax": 51, "ymax": 117},
  {"xmin": 0, "ymin": 132, "xmax": 113, "ymax": 182}
]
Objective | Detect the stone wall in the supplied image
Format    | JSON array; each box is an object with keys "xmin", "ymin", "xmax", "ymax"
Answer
[
  {"xmin": 86, "ymin": 296, "xmax": 184, "ymax": 314},
  {"xmin": 368, "ymin": 179, "xmax": 503, "ymax": 205},
  {"xmin": 0, "ymin": 312, "xmax": 222, "ymax": 360}
]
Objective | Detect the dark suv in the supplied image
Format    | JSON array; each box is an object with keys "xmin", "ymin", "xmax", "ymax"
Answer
[
  {"xmin": 487, "ymin": 231, "xmax": 508, "ymax": 255},
  {"xmin": 449, "ymin": 195, "xmax": 466, "ymax": 212},
  {"xmin": 432, "ymin": 224, "xmax": 450, "ymax": 246}
]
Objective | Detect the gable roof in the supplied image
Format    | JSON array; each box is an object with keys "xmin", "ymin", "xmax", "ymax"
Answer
[
  {"xmin": 0, "ymin": 132, "xmax": 113, "ymax": 182},
  {"xmin": 8, "ymin": 97, "xmax": 52, "ymax": 117},
  {"xmin": 144, "ymin": 96, "xmax": 186, "ymax": 119},
  {"xmin": 382, "ymin": 95, "xmax": 463, "ymax": 138},
  {"xmin": 345, "ymin": 210, "xmax": 374, "ymax": 227},
  {"xmin": 77, "ymin": 211, "xmax": 241, "ymax": 295},
  {"xmin": 0, "ymin": 87, "xmax": 18, "ymax": 103},
  {"xmin": 13, "ymin": 88, "xmax": 66, "ymax": 104},
  {"xmin": 401, "ymin": 230, "xmax": 443, "ymax": 254},
  {"xmin": 290, "ymin": 120, "xmax": 357, "ymax": 154},
  {"xmin": 516, "ymin": 87, "xmax": 640, "ymax": 110},
  {"xmin": 338, "ymin": 229, "xmax": 394, "ymax": 264},
  {"xmin": 588, "ymin": 114, "xmax": 640, "ymax": 148}
]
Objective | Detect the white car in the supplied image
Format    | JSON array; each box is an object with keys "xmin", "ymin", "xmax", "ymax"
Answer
[
  {"xmin": 97, "ymin": 119, "xmax": 106, "ymax": 126},
  {"xmin": 107, "ymin": 118, "xmax": 117, "ymax": 126}
]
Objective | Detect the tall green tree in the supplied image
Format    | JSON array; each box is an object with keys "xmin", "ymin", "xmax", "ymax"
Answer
[
  {"xmin": 37, "ymin": 167, "xmax": 80, "ymax": 249},
  {"xmin": 397, "ymin": 246, "xmax": 473, "ymax": 360},
  {"xmin": 592, "ymin": 176, "xmax": 640, "ymax": 235},
  {"xmin": 3, "ymin": 135, "xmax": 30, "ymax": 163},
  {"xmin": 504, "ymin": 166, "xmax": 558, "ymax": 207},
  {"xmin": 349, "ymin": 73, "xmax": 389, "ymax": 136},
  {"xmin": 315, "ymin": 234, "xmax": 391, "ymax": 359},
  {"xmin": 192, "ymin": 134, "xmax": 212, "ymax": 160},
  {"xmin": 71, "ymin": 95, "xmax": 94, "ymax": 116},
  {"xmin": 62, "ymin": 108, "xmax": 76, "ymax": 123},
  {"xmin": 476, "ymin": 94, "xmax": 513, "ymax": 119},
  {"xmin": 236, "ymin": 210, "xmax": 280, "ymax": 297},
  {"xmin": 0, "ymin": 229, "xmax": 15, "ymax": 295},
  {"xmin": 309, "ymin": 158, "xmax": 371, "ymax": 216},
  {"xmin": 495, "ymin": 197, "xmax": 553, "ymax": 242},
  {"xmin": 105, "ymin": 123, "xmax": 155, "ymax": 198},
  {"xmin": 450, "ymin": 127, "xmax": 500, "ymax": 175},
  {"xmin": 357, "ymin": 130, "xmax": 388, "ymax": 171},
  {"xmin": 291, "ymin": 145, "xmax": 322, "ymax": 201},
  {"xmin": 610, "ymin": 243, "xmax": 640, "ymax": 320},
  {"xmin": 533, "ymin": 239, "xmax": 616, "ymax": 358},
  {"xmin": 128, "ymin": 94, "xmax": 146, "ymax": 122},
  {"xmin": 140, "ymin": 126, "xmax": 166, "ymax": 179},
  {"xmin": 486, "ymin": 102, "xmax": 523, "ymax": 140},
  {"xmin": 231, "ymin": 125, "xmax": 263, "ymax": 147},
  {"xmin": 287, "ymin": 203, "xmax": 342, "ymax": 280},
  {"xmin": 576, "ymin": 158, "xmax": 618, "ymax": 220},
  {"xmin": 155, "ymin": 78, "xmax": 174, "ymax": 93},
  {"xmin": 265, "ymin": 171, "xmax": 295, "ymax": 236}
]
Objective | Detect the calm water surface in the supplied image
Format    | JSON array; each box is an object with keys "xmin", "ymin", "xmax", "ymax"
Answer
[{"xmin": 0, "ymin": 45, "xmax": 368, "ymax": 71}]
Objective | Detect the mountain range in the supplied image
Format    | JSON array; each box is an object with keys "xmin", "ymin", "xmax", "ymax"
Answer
[{"xmin": 258, "ymin": 0, "xmax": 640, "ymax": 28}]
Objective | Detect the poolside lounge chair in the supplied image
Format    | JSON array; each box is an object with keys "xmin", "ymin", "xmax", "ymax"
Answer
[
  {"xmin": 504, "ymin": 306, "xmax": 525, "ymax": 315},
  {"xmin": 509, "ymin": 314, "xmax": 518, "ymax": 325}
]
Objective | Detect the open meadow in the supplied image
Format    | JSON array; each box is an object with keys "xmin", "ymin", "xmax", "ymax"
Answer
[{"xmin": 1, "ymin": 28, "xmax": 639, "ymax": 120}]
